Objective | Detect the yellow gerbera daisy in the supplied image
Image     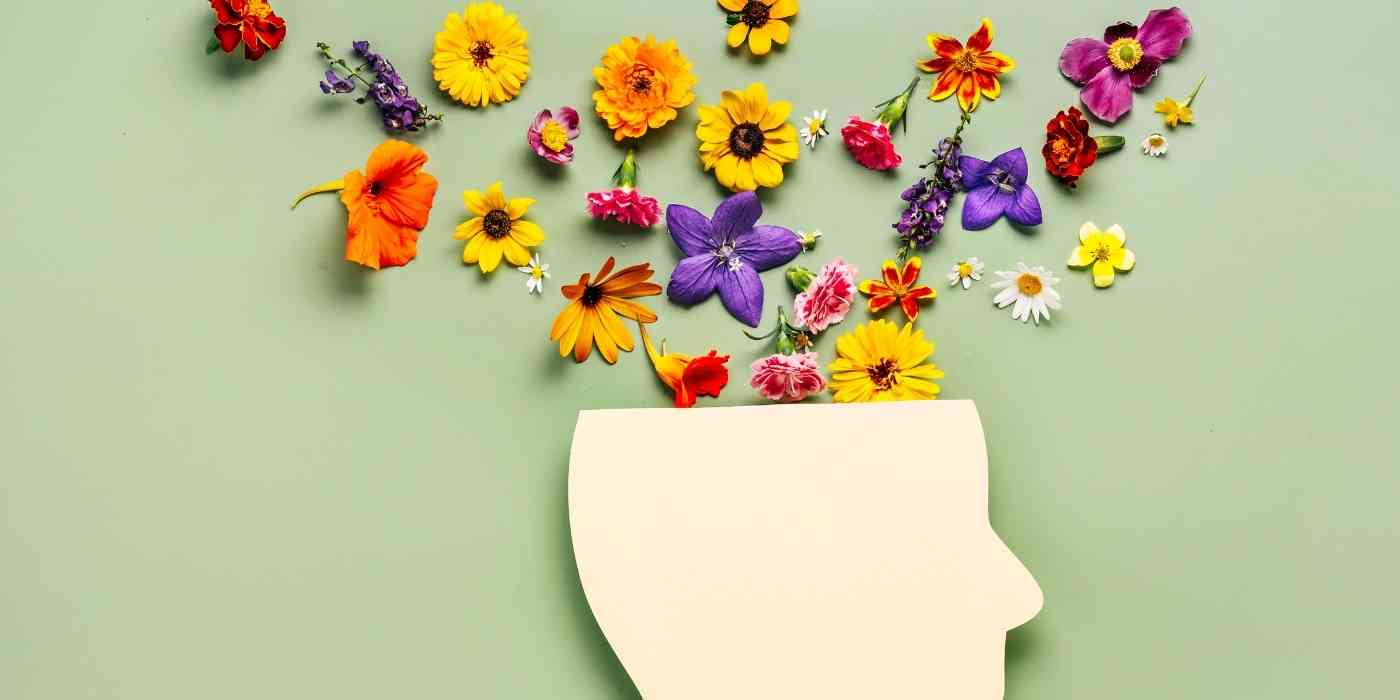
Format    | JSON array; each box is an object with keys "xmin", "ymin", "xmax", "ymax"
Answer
[
  {"xmin": 455, "ymin": 182, "xmax": 544, "ymax": 273},
  {"xmin": 592, "ymin": 35, "xmax": 696, "ymax": 141},
  {"xmin": 696, "ymin": 83, "xmax": 799, "ymax": 192},
  {"xmin": 432, "ymin": 2, "xmax": 530, "ymax": 108},
  {"xmin": 828, "ymin": 319, "xmax": 943, "ymax": 403},
  {"xmin": 719, "ymin": 0, "xmax": 798, "ymax": 56}
]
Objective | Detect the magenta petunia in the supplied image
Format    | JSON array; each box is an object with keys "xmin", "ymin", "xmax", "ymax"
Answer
[
  {"xmin": 527, "ymin": 106, "xmax": 581, "ymax": 165},
  {"xmin": 1059, "ymin": 7, "xmax": 1193, "ymax": 124}
]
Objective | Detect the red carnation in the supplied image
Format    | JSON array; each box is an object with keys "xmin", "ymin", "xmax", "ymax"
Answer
[
  {"xmin": 1042, "ymin": 106, "xmax": 1099, "ymax": 188},
  {"xmin": 210, "ymin": 0, "xmax": 286, "ymax": 62},
  {"xmin": 585, "ymin": 187, "xmax": 661, "ymax": 228},
  {"xmin": 841, "ymin": 116, "xmax": 902, "ymax": 171}
]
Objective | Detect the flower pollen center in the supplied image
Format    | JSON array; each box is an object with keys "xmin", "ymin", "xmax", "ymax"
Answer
[
  {"xmin": 627, "ymin": 65, "xmax": 656, "ymax": 93},
  {"xmin": 988, "ymin": 169, "xmax": 1017, "ymax": 193},
  {"xmin": 741, "ymin": 1, "xmax": 771, "ymax": 28},
  {"xmin": 366, "ymin": 180, "xmax": 383, "ymax": 196},
  {"xmin": 483, "ymin": 209, "xmax": 512, "ymax": 239},
  {"xmin": 1148, "ymin": 135, "xmax": 1165, "ymax": 147},
  {"xmin": 531, "ymin": 267, "xmax": 544, "ymax": 280},
  {"xmin": 540, "ymin": 121, "xmax": 569, "ymax": 152},
  {"xmin": 243, "ymin": 0, "xmax": 272, "ymax": 19},
  {"xmin": 866, "ymin": 358, "xmax": 899, "ymax": 391},
  {"xmin": 469, "ymin": 41, "xmax": 494, "ymax": 68},
  {"xmin": 954, "ymin": 50, "xmax": 980, "ymax": 73},
  {"xmin": 1093, "ymin": 244, "xmax": 1113, "ymax": 262},
  {"xmin": 581, "ymin": 285, "xmax": 604, "ymax": 307},
  {"xmin": 1107, "ymin": 38, "xmax": 1143, "ymax": 71},
  {"xmin": 958, "ymin": 262, "xmax": 973, "ymax": 278},
  {"xmin": 1017, "ymin": 273, "xmax": 1043, "ymax": 296},
  {"xmin": 729, "ymin": 123, "xmax": 766, "ymax": 159}
]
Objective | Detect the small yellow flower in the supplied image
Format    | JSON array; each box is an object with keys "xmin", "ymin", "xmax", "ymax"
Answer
[
  {"xmin": 432, "ymin": 2, "xmax": 530, "ymax": 108},
  {"xmin": 1154, "ymin": 97, "xmax": 1192, "ymax": 127},
  {"xmin": 719, "ymin": 0, "xmax": 798, "ymax": 56},
  {"xmin": 696, "ymin": 83, "xmax": 800, "ymax": 192},
  {"xmin": 828, "ymin": 319, "xmax": 943, "ymax": 403},
  {"xmin": 1067, "ymin": 222, "xmax": 1135, "ymax": 288},
  {"xmin": 455, "ymin": 182, "xmax": 544, "ymax": 273}
]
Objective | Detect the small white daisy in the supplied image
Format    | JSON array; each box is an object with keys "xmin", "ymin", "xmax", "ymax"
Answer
[
  {"xmin": 947, "ymin": 257, "xmax": 985, "ymax": 290},
  {"xmin": 1142, "ymin": 133, "xmax": 1169, "ymax": 157},
  {"xmin": 518, "ymin": 253, "xmax": 550, "ymax": 294},
  {"xmin": 990, "ymin": 262, "xmax": 1062, "ymax": 325},
  {"xmin": 795, "ymin": 229, "xmax": 823, "ymax": 251},
  {"xmin": 800, "ymin": 109, "xmax": 829, "ymax": 150}
]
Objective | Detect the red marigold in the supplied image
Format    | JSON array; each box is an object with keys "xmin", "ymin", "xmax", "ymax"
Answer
[
  {"xmin": 841, "ymin": 116, "xmax": 901, "ymax": 171},
  {"xmin": 210, "ymin": 0, "xmax": 287, "ymax": 62},
  {"xmin": 1042, "ymin": 106, "xmax": 1098, "ymax": 188}
]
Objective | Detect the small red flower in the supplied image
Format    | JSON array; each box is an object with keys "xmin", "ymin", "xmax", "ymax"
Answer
[
  {"xmin": 674, "ymin": 352, "xmax": 730, "ymax": 408},
  {"xmin": 841, "ymin": 116, "xmax": 901, "ymax": 171},
  {"xmin": 858, "ymin": 257, "xmax": 936, "ymax": 322},
  {"xmin": 1042, "ymin": 106, "xmax": 1098, "ymax": 188},
  {"xmin": 210, "ymin": 0, "xmax": 287, "ymax": 62}
]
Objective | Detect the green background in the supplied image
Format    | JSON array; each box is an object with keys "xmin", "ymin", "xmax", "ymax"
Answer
[{"xmin": 2, "ymin": 1, "xmax": 1396, "ymax": 697}]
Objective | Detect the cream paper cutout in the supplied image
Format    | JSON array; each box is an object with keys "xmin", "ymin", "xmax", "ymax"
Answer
[{"xmin": 568, "ymin": 401, "xmax": 1043, "ymax": 699}]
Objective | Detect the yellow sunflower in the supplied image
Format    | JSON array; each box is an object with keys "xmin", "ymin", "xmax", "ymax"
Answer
[
  {"xmin": 432, "ymin": 2, "xmax": 530, "ymax": 108},
  {"xmin": 592, "ymin": 35, "xmax": 696, "ymax": 141},
  {"xmin": 720, "ymin": 0, "xmax": 798, "ymax": 56},
  {"xmin": 696, "ymin": 83, "xmax": 799, "ymax": 191},
  {"xmin": 455, "ymin": 182, "xmax": 544, "ymax": 273},
  {"xmin": 828, "ymin": 319, "xmax": 943, "ymax": 403}
]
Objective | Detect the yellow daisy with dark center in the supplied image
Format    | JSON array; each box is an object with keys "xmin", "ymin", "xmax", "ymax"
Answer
[
  {"xmin": 696, "ymin": 83, "xmax": 800, "ymax": 192},
  {"xmin": 455, "ymin": 181, "xmax": 544, "ymax": 273},
  {"xmin": 719, "ymin": 0, "xmax": 798, "ymax": 56}
]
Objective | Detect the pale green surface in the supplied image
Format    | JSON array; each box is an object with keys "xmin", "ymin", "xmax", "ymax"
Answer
[{"xmin": 2, "ymin": 1, "xmax": 1397, "ymax": 698}]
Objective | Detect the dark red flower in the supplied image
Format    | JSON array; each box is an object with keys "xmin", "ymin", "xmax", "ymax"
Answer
[
  {"xmin": 1042, "ymin": 106, "xmax": 1098, "ymax": 188},
  {"xmin": 841, "ymin": 116, "xmax": 902, "ymax": 171},
  {"xmin": 674, "ymin": 351, "xmax": 730, "ymax": 408},
  {"xmin": 210, "ymin": 0, "xmax": 287, "ymax": 62}
]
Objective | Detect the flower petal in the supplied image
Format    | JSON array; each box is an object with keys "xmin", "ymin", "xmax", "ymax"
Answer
[
  {"xmin": 718, "ymin": 0, "xmax": 746, "ymax": 11},
  {"xmin": 737, "ymin": 224, "xmax": 802, "ymax": 271},
  {"xmin": 759, "ymin": 100, "xmax": 792, "ymax": 131},
  {"xmin": 712, "ymin": 191, "xmax": 763, "ymax": 242},
  {"xmin": 768, "ymin": 0, "xmax": 798, "ymax": 19},
  {"xmin": 726, "ymin": 22, "xmax": 749, "ymax": 48},
  {"xmin": 966, "ymin": 18, "xmax": 994, "ymax": 52},
  {"xmin": 1004, "ymin": 184, "xmax": 1042, "ymax": 227},
  {"xmin": 990, "ymin": 147, "xmax": 1029, "ymax": 182},
  {"xmin": 919, "ymin": 56, "xmax": 953, "ymax": 73},
  {"xmin": 748, "ymin": 25, "xmax": 773, "ymax": 55},
  {"xmin": 956, "ymin": 74, "xmax": 981, "ymax": 112},
  {"xmin": 666, "ymin": 256, "xmax": 721, "ymax": 305},
  {"xmin": 1080, "ymin": 221, "xmax": 1099, "ymax": 243},
  {"xmin": 928, "ymin": 68, "xmax": 963, "ymax": 101},
  {"xmin": 1129, "ymin": 55, "xmax": 1163, "ymax": 88},
  {"xmin": 1136, "ymin": 7, "xmax": 1192, "ymax": 60},
  {"xmin": 666, "ymin": 204, "xmax": 717, "ymax": 257},
  {"xmin": 1080, "ymin": 66, "xmax": 1134, "ymax": 123},
  {"xmin": 926, "ymin": 33, "xmax": 964, "ymax": 59},
  {"xmin": 958, "ymin": 155, "xmax": 992, "ymax": 190},
  {"xmin": 961, "ymin": 186, "xmax": 1012, "ymax": 230},
  {"xmin": 767, "ymin": 19, "xmax": 791, "ymax": 45},
  {"xmin": 1103, "ymin": 21, "xmax": 1138, "ymax": 43},
  {"xmin": 1112, "ymin": 247, "xmax": 1136, "ymax": 272},
  {"xmin": 1067, "ymin": 246, "xmax": 1093, "ymax": 268},
  {"xmin": 717, "ymin": 263, "xmax": 765, "ymax": 327},
  {"xmin": 1059, "ymin": 37, "xmax": 1110, "ymax": 85},
  {"xmin": 1091, "ymin": 259, "xmax": 1115, "ymax": 288}
]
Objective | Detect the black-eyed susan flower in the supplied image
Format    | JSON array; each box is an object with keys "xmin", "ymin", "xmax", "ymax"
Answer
[
  {"xmin": 696, "ymin": 83, "xmax": 799, "ymax": 192},
  {"xmin": 549, "ymin": 258, "xmax": 661, "ymax": 364},
  {"xmin": 432, "ymin": 2, "xmax": 530, "ymax": 107},
  {"xmin": 455, "ymin": 182, "xmax": 543, "ymax": 273},
  {"xmin": 719, "ymin": 0, "xmax": 798, "ymax": 56}
]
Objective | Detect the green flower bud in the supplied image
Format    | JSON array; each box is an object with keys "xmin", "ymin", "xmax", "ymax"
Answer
[{"xmin": 787, "ymin": 265, "xmax": 815, "ymax": 292}]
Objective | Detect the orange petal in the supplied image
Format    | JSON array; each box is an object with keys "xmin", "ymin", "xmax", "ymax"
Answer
[
  {"xmin": 919, "ymin": 56, "xmax": 953, "ymax": 74},
  {"xmin": 926, "ymin": 33, "xmax": 963, "ymax": 59},
  {"xmin": 957, "ymin": 73, "xmax": 981, "ymax": 112},
  {"xmin": 881, "ymin": 261, "xmax": 903, "ymax": 289},
  {"xmin": 599, "ymin": 263, "xmax": 656, "ymax": 293},
  {"xmin": 867, "ymin": 295, "xmax": 897, "ymax": 314},
  {"xmin": 573, "ymin": 309, "xmax": 597, "ymax": 363},
  {"xmin": 900, "ymin": 258, "xmax": 923, "ymax": 288},
  {"xmin": 550, "ymin": 301, "xmax": 583, "ymax": 341},
  {"xmin": 977, "ymin": 50, "xmax": 1015, "ymax": 74},
  {"xmin": 605, "ymin": 297, "xmax": 658, "ymax": 324},
  {"xmin": 594, "ymin": 256, "xmax": 617, "ymax": 281},
  {"xmin": 858, "ymin": 279, "xmax": 890, "ymax": 297},
  {"xmin": 900, "ymin": 294, "xmax": 923, "ymax": 321},
  {"xmin": 364, "ymin": 139, "xmax": 428, "ymax": 184},
  {"xmin": 966, "ymin": 18, "xmax": 994, "ymax": 52},
  {"xmin": 376, "ymin": 171, "xmax": 438, "ymax": 230},
  {"xmin": 929, "ymin": 68, "xmax": 962, "ymax": 101}
]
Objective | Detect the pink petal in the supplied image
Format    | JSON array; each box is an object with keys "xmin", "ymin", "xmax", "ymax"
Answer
[
  {"xmin": 1059, "ymin": 37, "xmax": 1110, "ymax": 85},
  {"xmin": 1079, "ymin": 66, "xmax": 1134, "ymax": 124}
]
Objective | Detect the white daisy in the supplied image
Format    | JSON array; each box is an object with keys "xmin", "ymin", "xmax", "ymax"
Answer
[
  {"xmin": 947, "ymin": 257, "xmax": 985, "ymax": 290},
  {"xmin": 990, "ymin": 262, "xmax": 1062, "ymax": 325},
  {"xmin": 800, "ymin": 109, "xmax": 829, "ymax": 150},
  {"xmin": 518, "ymin": 254, "xmax": 550, "ymax": 295},
  {"xmin": 1142, "ymin": 133, "xmax": 1168, "ymax": 157}
]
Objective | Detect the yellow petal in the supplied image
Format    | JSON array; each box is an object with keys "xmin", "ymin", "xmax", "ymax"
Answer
[
  {"xmin": 507, "ymin": 197, "xmax": 535, "ymax": 220},
  {"xmin": 763, "ymin": 139, "xmax": 800, "ymax": 163},
  {"xmin": 454, "ymin": 217, "xmax": 484, "ymax": 241},
  {"xmin": 726, "ymin": 22, "xmax": 749, "ymax": 48},
  {"xmin": 1067, "ymin": 245, "xmax": 1093, "ymax": 268},
  {"xmin": 463, "ymin": 189, "xmax": 490, "ymax": 216},
  {"xmin": 1105, "ymin": 224, "xmax": 1127, "ymax": 245},
  {"xmin": 742, "ymin": 83, "xmax": 770, "ymax": 122},
  {"xmin": 1111, "ymin": 247, "xmax": 1136, "ymax": 272},
  {"xmin": 718, "ymin": 0, "xmax": 746, "ymax": 11},
  {"xmin": 483, "ymin": 181, "xmax": 507, "ymax": 211},
  {"xmin": 767, "ymin": 19, "xmax": 791, "ymax": 44},
  {"xmin": 715, "ymin": 154, "xmax": 741, "ymax": 190},
  {"xmin": 748, "ymin": 26, "xmax": 773, "ymax": 55},
  {"xmin": 731, "ymin": 158, "xmax": 757, "ymax": 192},
  {"xmin": 751, "ymin": 153, "xmax": 784, "ymax": 188},
  {"xmin": 510, "ymin": 220, "xmax": 545, "ymax": 247},
  {"xmin": 768, "ymin": 0, "xmax": 798, "ymax": 19},
  {"xmin": 502, "ymin": 237, "xmax": 532, "ymax": 267},
  {"xmin": 720, "ymin": 90, "xmax": 748, "ymax": 124},
  {"xmin": 1079, "ymin": 221, "xmax": 1099, "ymax": 244},
  {"xmin": 1091, "ymin": 260, "xmax": 1115, "ymax": 288},
  {"xmin": 461, "ymin": 232, "xmax": 487, "ymax": 263},
  {"xmin": 478, "ymin": 238, "xmax": 505, "ymax": 273},
  {"xmin": 550, "ymin": 302, "xmax": 582, "ymax": 343},
  {"xmin": 759, "ymin": 100, "xmax": 792, "ymax": 131}
]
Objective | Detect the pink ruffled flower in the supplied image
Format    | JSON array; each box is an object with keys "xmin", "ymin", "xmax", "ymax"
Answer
[
  {"xmin": 1059, "ymin": 7, "xmax": 1193, "ymax": 124},
  {"xmin": 585, "ymin": 188, "xmax": 661, "ymax": 228},
  {"xmin": 842, "ymin": 117, "xmax": 901, "ymax": 171},
  {"xmin": 793, "ymin": 258, "xmax": 857, "ymax": 333},
  {"xmin": 750, "ymin": 352, "xmax": 826, "ymax": 402},
  {"xmin": 527, "ymin": 106, "xmax": 580, "ymax": 165}
]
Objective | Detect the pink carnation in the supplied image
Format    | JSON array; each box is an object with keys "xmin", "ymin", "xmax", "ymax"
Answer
[
  {"xmin": 750, "ymin": 352, "xmax": 826, "ymax": 402},
  {"xmin": 841, "ymin": 116, "xmax": 902, "ymax": 171},
  {"xmin": 585, "ymin": 187, "xmax": 661, "ymax": 228},
  {"xmin": 793, "ymin": 258, "xmax": 857, "ymax": 333}
]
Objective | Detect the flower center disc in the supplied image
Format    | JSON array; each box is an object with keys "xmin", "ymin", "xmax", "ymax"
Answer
[
  {"xmin": 1017, "ymin": 273, "xmax": 1043, "ymax": 296},
  {"xmin": 483, "ymin": 209, "xmax": 512, "ymax": 239},
  {"xmin": 741, "ymin": 1, "xmax": 770, "ymax": 27},
  {"xmin": 627, "ymin": 65, "xmax": 656, "ymax": 93},
  {"xmin": 469, "ymin": 41, "xmax": 494, "ymax": 67},
  {"xmin": 1093, "ymin": 244, "xmax": 1113, "ymax": 262},
  {"xmin": 581, "ymin": 286, "xmax": 604, "ymax": 306},
  {"xmin": 540, "ymin": 121, "xmax": 568, "ymax": 152},
  {"xmin": 729, "ymin": 123, "xmax": 765, "ymax": 159},
  {"xmin": 988, "ymin": 169, "xmax": 1017, "ymax": 193},
  {"xmin": 958, "ymin": 263, "xmax": 973, "ymax": 277},
  {"xmin": 243, "ymin": 0, "xmax": 272, "ymax": 19},
  {"xmin": 866, "ymin": 358, "xmax": 899, "ymax": 391},
  {"xmin": 1107, "ymin": 38, "xmax": 1143, "ymax": 71},
  {"xmin": 954, "ymin": 50, "xmax": 980, "ymax": 72}
]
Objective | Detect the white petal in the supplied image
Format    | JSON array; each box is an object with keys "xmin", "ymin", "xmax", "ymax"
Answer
[
  {"xmin": 993, "ymin": 287, "xmax": 1018, "ymax": 307},
  {"xmin": 1013, "ymin": 295, "xmax": 1029, "ymax": 321},
  {"xmin": 962, "ymin": 277, "xmax": 972, "ymax": 290}
]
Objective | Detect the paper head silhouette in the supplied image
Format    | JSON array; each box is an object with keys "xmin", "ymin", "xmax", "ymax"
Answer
[{"xmin": 568, "ymin": 401, "xmax": 1042, "ymax": 699}]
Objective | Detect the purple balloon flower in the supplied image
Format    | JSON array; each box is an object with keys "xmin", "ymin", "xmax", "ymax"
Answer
[
  {"xmin": 665, "ymin": 192, "xmax": 803, "ymax": 327},
  {"xmin": 1059, "ymin": 7, "xmax": 1193, "ymax": 124},
  {"xmin": 958, "ymin": 148, "xmax": 1042, "ymax": 231}
]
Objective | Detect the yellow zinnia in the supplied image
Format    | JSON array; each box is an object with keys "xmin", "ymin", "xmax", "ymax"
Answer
[
  {"xmin": 592, "ymin": 36, "xmax": 696, "ymax": 141},
  {"xmin": 828, "ymin": 320, "xmax": 943, "ymax": 403},
  {"xmin": 432, "ymin": 2, "xmax": 530, "ymax": 107},
  {"xmin": 719, "ymin": 0, "xmax": 798, "ymax": 56},
  {"xmin": 696, "ymin": 83, "xmax": 799, "ymax": 192},
  {"xmin": 455, "ymin": 182, "xmax": 543, "ymax": 273}
]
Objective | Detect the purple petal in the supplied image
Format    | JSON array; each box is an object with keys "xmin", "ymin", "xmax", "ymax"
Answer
[
  {"xmin": 717, "ymin": 263, "xmax": 765, "ymax": 327},
  {"xmin": 1059, "ymin": 37, "xmax": 1110, "ymax": 85},
  {"xmin": 527, "ymin": 129, "xmax": 547, "ymax": 157},
  {"xmin": 736, "ymin": 225, "xmax": 802, "ymax": 272},
  {"xmin": 958, "ymin": 155, "xmax": 993, "ymax": 191},
  {"xmin": 989, "ymin": 148, "xmax": 1028, "ymax": 183},
  {"xmin": 961, "ymin": 186, "xmax": 1012, "ymax": 231},
  {"xmin": 1129, "ymin": 55, "xmax": 1163, "ymax": 88},
  {"xmin": 666, "ymin": 204, "xmax": 716, "ymax": 257},
  {"xmin": 1004, "ymin": 185, "xmax": 1042, "ymax": 227},
  {"xmin": 557, "ymin": 106, "xmax": 581, "ymax": 136},
  {"xmin": 1103, "ymin": 22, "xmax": 1137, "ymax": 43},
  {"xmin": 712, "ymin": 191, "xmax": 762, "ymax": 242},
  {"xmin": 530, "ymin": 109, "xmax": 552, "ymax": 132},
  {"xmin": 666, "ymin": 256, "xmax": 721, "ymax": 306},
  {"xmin": 1079, "ymin": 66, "xmax": 1134, "ymax": 124},
  {"xmin": 1136, "ymin": 7, "xmax": 1192, "ymax": 60}
]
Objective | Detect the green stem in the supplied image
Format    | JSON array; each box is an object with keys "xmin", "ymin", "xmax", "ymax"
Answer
[
  {"xmin": 1184, "ymin": 74, "xmax": 1207, "ymax": 107},
  {"xmin": 612, "ymin": 147, "xmax": 640, "ymax": 189}
]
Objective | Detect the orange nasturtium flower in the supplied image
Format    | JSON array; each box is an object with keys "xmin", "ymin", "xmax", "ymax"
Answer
[
  {"xmin": 592, "ymin": 35, "xmax": 697, "ymax": 141},
  {"xmin": 550, "ymin": 257, "xmax": 662, "ymax": 364},
  {"xmin": 858, "ymin": 257, "xmax": 936, "ymax": 322},
  {"xmin": 292, "ymin": 140, "xmax": 440, "ymax": 270},
  {"xmin": 639, "ymin": 322, "xmax": 730, "ymax": 408},
  {"xmin": 917, "ymin": 18, "xmax": 1015, "ymax": 113}
]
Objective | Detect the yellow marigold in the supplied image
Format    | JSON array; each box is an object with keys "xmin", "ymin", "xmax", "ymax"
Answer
[
  {"xmin": 432, "ymin": 2, "xmax": 530, "ymax": 108},
  {"xmin": 696, "ymin": 83, "xmax": 799, "ymax": 191},
  {"xmin": 592, "ymin": 35, "xmax": 696, "ymax": 141}
]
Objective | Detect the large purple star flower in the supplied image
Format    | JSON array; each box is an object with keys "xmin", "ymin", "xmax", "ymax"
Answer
[
  {"xmin": 959, "ymin": 147, "xmax": 1042, "ymax": 231},
  {"xmin": 1059, "ymin": 7, "xmax": 1193, "ymax": 124},
  {"xmin": 665, "ymin": 192, "xmax": 803, "ymax": 328}
]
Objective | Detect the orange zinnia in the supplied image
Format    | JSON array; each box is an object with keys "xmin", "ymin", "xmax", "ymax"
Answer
[
  {"xmin": 293, "ymin": 140, "xmax": 439, "ymax": 270},
  {"xmin": 550, "ymin": 257, "xmax": 662, "ymax": 364},
  {"xmin": 918, "ymin": 18, "xmax": 1015, "ymax": 113},
  {"xmin": 592, "ymin": 35, "xmax": 696, "ymax": 141}
]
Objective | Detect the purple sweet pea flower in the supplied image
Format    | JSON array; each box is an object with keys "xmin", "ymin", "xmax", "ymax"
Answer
[
  {"xmin": 666, "ymin": 192, "xmax": 803, "ymax": 327},
  {"xmin": 958, "ymin": 148, "xmax": 1042, "ymax": 230},
  {"xmin": 320, "ymin": 70, "xmax": 355, "ymax": 95},
  {"xmin": 1059, "ymin": 7, "xmax": 1193, "ymax": 124}
]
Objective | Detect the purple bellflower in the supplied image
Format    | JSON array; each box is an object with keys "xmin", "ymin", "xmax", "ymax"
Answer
[{"xmin": 959, "ymin": 147, "xmax": 1043, "ymax": 230}]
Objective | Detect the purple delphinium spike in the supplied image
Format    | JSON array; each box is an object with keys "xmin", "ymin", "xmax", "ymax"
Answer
[
  {"xmin": 317, "ymin": 41, "xmax": 442, "ymax": 133},
  {"xmin": 894, "ymin": 136, "xmax": 963, "ymax": 252}
]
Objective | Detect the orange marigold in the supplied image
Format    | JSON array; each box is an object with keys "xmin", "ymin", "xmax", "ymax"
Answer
[{"xmin": 592, "ymin": 35, "xmax": 696, "ymax": 141}]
